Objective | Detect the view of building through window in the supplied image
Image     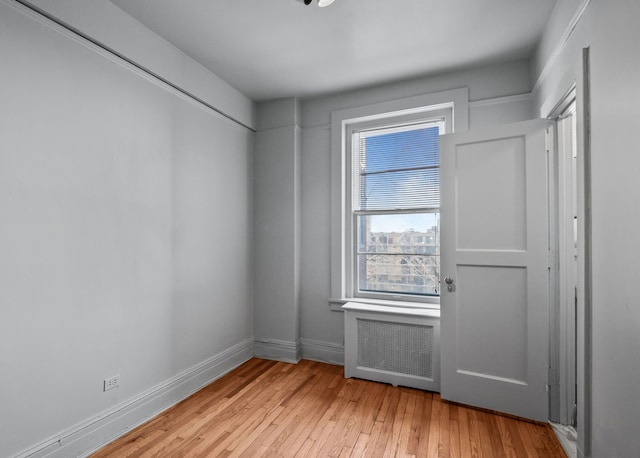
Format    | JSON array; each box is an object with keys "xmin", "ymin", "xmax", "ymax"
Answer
[{"xmin": 357, "ymin": 213, "xmax": 440, "ymax": 296}]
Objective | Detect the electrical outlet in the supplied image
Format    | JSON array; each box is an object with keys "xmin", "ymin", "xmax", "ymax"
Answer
[{"xmin": 103, "ymin": 374, "xmax": 120, "ymax": 392}]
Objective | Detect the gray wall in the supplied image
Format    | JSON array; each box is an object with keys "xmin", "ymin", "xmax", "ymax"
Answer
[
  {"xmin": 533, "ymin": 0, "xmax": 640, "ymax": 456},
  {"xmin": 25, "ymin": 0, "xmax": 255, "ymax": 130},
  {"xmin": 296, "ymin": 61, "xmax": 534, "ymax": 362},
  {"xmin": 0, "ymin": 1, "xmax": 254, "ymax": 456},
  {"xmin": 253, "ymin": 98, "xmax": 302, "ymax": 361},
  {"xmin": 252, "ymin": 62, "xmax": 534, "ymax": 365},
  {"xmin": 7, "ymin": 0, "xmax": 639, "ymax": 456}
]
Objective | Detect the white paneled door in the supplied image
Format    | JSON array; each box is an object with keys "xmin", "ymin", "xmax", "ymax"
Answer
[{"xmin": 439, "ymin": 119, "xmax": 550, "ymax": 422}]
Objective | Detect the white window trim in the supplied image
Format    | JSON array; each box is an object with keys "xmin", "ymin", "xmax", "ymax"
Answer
[{"xmin": 330, "ymin": 88, "xmax": 469, "ymax": 309}]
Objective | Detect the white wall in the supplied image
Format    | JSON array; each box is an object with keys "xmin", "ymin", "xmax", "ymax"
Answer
[
  {"xmin": 298, "ymin": 61, "xmax": 534, "ymax": 361},
  {"xmin": 533, "ymin": 0, "xmax": 640, "ymax": 456},
  {"xmin": 0, "ymin": 2, "xmax": 254, "ymax": 456},
  {"xmin": 253, "ymin": 98, "xmax": 302, "ymax": 362},
  {"xmin": 10, "ymin": 0, "xmax": 638, "ymax": 455},
  {"xmin": 25, "ymin": 0, "xmax": 256, "ymax": 130}
]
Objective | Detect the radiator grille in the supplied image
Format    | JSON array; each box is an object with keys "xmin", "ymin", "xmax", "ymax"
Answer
[{"xmin": 357, "ymin": 318, "xmax": 433, "ymax": 378}]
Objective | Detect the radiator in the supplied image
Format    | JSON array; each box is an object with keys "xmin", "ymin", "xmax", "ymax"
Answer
[{"xmin": 343, "ymin": 302, "xmax": 440, "ymax": 392}]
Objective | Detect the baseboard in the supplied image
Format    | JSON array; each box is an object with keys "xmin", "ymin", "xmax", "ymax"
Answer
[
  {"xmin": 301, "ymin": 338, "xmax": 344, "ymax": 365},
  {"xmin": 253, "ymin": 338, "xmax": 301, "ymax": 363},
  {"xmin": 15, "ymin": 338, "xmax": 254, "ymax": 458},
  {"xmin": 550, "ymin": 422, "xmax": 578, "ymax": 458},
  {"xmin": 16, "ymin": 337, "xmax": 343, "ymax": 457}
]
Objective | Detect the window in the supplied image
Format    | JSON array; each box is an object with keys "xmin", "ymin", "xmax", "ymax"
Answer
[
  {"xmin": 353, "ymin": 121, "xmax": 443, "ymax": 298},
  {"xmin": 330, "ymin": 88, "xmax": 468, "ymax": 307}
]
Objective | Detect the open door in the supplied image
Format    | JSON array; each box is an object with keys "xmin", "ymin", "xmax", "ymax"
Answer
[{"xmin": 439, "ymin": 119, "xmax": 550, "ymax": 422}]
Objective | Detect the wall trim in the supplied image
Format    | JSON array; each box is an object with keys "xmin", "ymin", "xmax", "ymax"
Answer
[
  {"xmin": 532, "ymin": 0, "xmax": 592, "ymax": 95},
  {"xmin": 578, "ymin": 46, "xmax": 593, "ymax": 458},
  {"xmin": 468, "ymin": 92, "xmax": 532, "ymax": 108},
  {"xmin": 3, "ymin": 0, "xmax": 255, "ymax": 132},
  {"xmin": 254, "ymin": 338, "xmax": 302, "ymax": 363},
  {"xmin": 301, "ymin": 339, "xmax": 345, "ymax": 366},
  {"xmin": 14, "ymin": 338, "xmax": 254, "ymax": 458}
]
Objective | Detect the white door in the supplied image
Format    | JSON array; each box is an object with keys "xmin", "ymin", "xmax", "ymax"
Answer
[{"xmin": 439, "ymin": 119, "xmax": 550, "ymax": 422}]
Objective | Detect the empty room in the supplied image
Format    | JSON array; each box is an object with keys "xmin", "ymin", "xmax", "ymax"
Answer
[{"xmin": 1, "ymin": 0, "xmax": 638, "ymax": 457}]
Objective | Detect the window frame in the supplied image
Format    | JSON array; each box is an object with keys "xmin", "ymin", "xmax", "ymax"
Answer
[
  {"xmin": 347, "ymin": 112, "xmax": 449, "ymax": 303},
  {"xmin": 330, "ymin": 88, "xmax": 469, "ymax": 309}
]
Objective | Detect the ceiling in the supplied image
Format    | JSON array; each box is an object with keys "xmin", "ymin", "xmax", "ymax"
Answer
[{"xmin": 109, "ymin": 0, "xmax": 557, "ymax": 102}]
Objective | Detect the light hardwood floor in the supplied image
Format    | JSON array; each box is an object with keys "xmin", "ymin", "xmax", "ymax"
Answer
[{"xmin": 91, "ymin": 358, "xmax": 566, "ymax": 457}]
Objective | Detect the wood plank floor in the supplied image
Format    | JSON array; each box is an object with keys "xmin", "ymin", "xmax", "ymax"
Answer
[{"xmin": 91, "ymin": 358, "xmax": 566, "ymax": 457}]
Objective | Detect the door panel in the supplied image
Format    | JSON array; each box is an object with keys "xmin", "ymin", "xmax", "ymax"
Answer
[
  {"xmin": 440, "ymin": 119, "xmax": 550, "ymax": 422},
  {"xmin": 456, "ymin": 265, "xmax": 528, "ymax": 382},
  {"xmin": 456, "ymin": 136, "xmax": 527, "ymax": 251}
]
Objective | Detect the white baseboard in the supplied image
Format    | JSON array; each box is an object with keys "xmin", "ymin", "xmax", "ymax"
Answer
[
  {"xmin": 253, "ymin": 338, "xmax": 301, "ymax": 363},
  {"xmin": 253, "ymin": 338, "xmax": 344, "ymax": 366},
  {"xmin": 15, "ymin": 338, "xmax": 254, "ymax": 458},
  {"xmin": 301, "ymin": 338, "xmax": 344, "ymax": 366},
  {"xmin": 16, "ymin": 336, "xmax": 345, "ymax": 458}
]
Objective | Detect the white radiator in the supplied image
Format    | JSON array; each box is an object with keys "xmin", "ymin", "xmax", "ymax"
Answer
[{"xmin": 343, "ymin": 302, "xmax": 440, "ymax": 392}]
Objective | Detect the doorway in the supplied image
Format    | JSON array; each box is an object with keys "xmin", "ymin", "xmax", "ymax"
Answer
[
  {"xmin": 552, "ymin": 93, "xmax": 578, "ymax": 427},
  {"xmin": 543, "ymin": 48, "xmax": 592, "ymax": 458},
  {"xmin": 548, "ymin": 90, "xmax": 579, "ymax": 457}
]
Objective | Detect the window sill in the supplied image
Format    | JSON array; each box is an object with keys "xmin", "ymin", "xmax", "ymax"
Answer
[
  {"xmin": 329, "ymin": 297, "xmax": 440, "ymax": 313},
  {"xmin": 341, "ymin": 301, "xmax": 441, "ymax": 319}
]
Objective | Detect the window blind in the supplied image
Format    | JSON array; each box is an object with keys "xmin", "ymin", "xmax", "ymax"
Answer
[{"xmin": 354, "ymin": 122, "xmax": 442, "ymax": 212}]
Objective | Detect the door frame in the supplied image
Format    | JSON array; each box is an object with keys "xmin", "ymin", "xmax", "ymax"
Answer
[
  {"xmin": 548, "ymin": 88, "xmax": 578, "ymax": 426},
  {"xmin": 540, "ymin": 48, "xmax": 592, "ymax": 458}
]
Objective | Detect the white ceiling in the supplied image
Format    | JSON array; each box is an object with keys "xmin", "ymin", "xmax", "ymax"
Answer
[{"xmin": 109, "ymin": 0, "xmax": 557, "ymax": 102}]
